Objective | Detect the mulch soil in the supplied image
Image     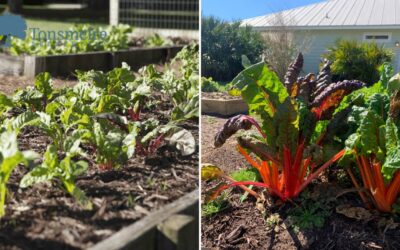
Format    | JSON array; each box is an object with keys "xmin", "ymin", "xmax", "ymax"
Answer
[
  {"xmin": 201, "ymin": 92, "xmax": 240, "ymax": 101},
  {"xmin": 201, "ymin": 115, "xmax": 400, "ymax": 250},
  {"xmin": 0, "ymin": 78, "xmax": 198, "ymax": 249},
  {"xmin": 0, "ymin": 74, "xmax": 77, "ymax": 96}
]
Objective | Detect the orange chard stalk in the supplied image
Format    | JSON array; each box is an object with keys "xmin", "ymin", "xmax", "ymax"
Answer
[{"xmin": 352, "ymin": 152, "xmax": 400, "ymax": 213}]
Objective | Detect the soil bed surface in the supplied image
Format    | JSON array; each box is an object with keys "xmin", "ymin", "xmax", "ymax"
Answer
[
  {"xmin": 0, "ymin": 81, "xmax": 198, "ymax": 249},
  {"xmin": 201, "ymin": 115, "xmax": 400, "ymax": 250},
  {"xmin": 0, "ymin": 74, "xmax": 77, "ymax": 96},
  {"xmin": 202, "ymin": 92, "xmax": 240, "ymax": 101},
  {"xmin": 0, "ymin": 62, "xmax": 174, "ymax": 96}
]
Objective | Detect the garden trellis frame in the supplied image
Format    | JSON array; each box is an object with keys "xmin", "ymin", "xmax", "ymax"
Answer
[{"xmin": 110, "ymin": 0, "xmax": 199, "ymax": 34}]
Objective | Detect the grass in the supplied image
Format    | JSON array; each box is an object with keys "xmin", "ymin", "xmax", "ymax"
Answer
[{"xmin": 0, "ymin": 4, "xmax": 108, "ymax": 31}]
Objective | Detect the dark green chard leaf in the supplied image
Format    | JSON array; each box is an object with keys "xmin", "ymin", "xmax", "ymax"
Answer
[
  {"xmin": 382, "ymin": 117, "xmax": 400, "ymax": 179},
  {"xmin": 368, "ymin": 93, "xmax": 390, "ymax": 120}
]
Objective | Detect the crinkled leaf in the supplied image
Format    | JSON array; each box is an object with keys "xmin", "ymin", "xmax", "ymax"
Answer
[
  {"xmin": 273, "ymin": 98, "xmax": 298, "ymax": 153},
  {"xmin": 20, "ymin": 166, "xmax": 54, "ymax": 188},
  {"xmin": 34, "ymin": 72, "xmax": 53, "ymax": 99},
  {"xmin": 214, "ymin": 115, "xmax": 259, "ymax": 148},
  {"xmin": 358, "ymin": 110, "xmax": 385, "ymax": 156},
  {"xmin": 201, "ymin": 164, "xmax": 225, "ymax": 181},
  {"xmin": 368, "ymin": 93, "xmax": 389, "ymax": 120},
  {"xmin": 123, "ymin": 124, "xmax": 139, "ymax": 158},
  {"xmin": 311, "ymin": 80, "xmax": 364, "ymax": 120},
  {"xmin": 168, "ymin": 129, "xmax": 196, "ymax": 156},
  {"xmin": 284, "ymin": 53, "xmax": 303, "ymax": 93},
  {"xmin": 230, "ymin": 62, "xmax": 289, "ymax": 118}
]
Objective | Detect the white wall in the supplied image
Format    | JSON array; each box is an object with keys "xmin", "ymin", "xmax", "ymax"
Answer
[{"xmin": 275, "ymin": 29, "xmax": 400, "ymax": 75}]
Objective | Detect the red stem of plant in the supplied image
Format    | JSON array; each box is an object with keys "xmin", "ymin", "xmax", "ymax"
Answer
[
  {"xmin": 295, "ymin": 149, "xmax": 345, "ymax": 196},
  {"xmin": 223, "ymin": 175, "xmax": 260, "ymax": 199}
]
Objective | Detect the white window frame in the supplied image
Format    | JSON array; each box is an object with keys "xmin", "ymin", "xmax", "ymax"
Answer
[{"xmin": 363, "ymin": 32, "xmax": 392, "ymax": 42}]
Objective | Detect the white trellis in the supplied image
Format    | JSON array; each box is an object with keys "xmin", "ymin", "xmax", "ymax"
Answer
[{"xmin": 110, "ymin": 0, "xmax": 198, "ymax": 37}]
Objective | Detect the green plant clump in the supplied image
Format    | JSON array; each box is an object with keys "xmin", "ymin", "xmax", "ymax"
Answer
[
  {"xmin": 325, "ymin": 40, "xmax": 393, "ymax": 85},
  {"xmin": 201, "ymin": 77, "xmax": 223, "ymax": 92},
  {"xmin": 10, "ymin": 24, "xmax": 133, "ymax": 56}
]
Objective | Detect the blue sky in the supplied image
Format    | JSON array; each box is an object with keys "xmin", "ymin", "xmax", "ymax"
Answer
[{"xmin": 202, "ymin": 0, "xmax": 325, "ymax": 21}]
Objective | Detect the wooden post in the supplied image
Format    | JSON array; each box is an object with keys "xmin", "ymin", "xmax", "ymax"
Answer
[
  {"xmin": 7, "ymin": 0, "xmax": 23, "ymax": 14},
  {"xmin": 110, "ymin": 0, "xmax": 119, "ymax": 25},
  {"xmin": 157, "ymin": 215, "xmax": 198, "ymax": 250}
]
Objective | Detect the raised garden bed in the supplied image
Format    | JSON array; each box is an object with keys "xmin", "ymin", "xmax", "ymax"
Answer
[
  {"xmin": 0, "ymin": 121, "xmax": 198, "ymax": 249},
  {"xmin": 89, "ymin": 190, "xmax": 198, "ymax": 250},
  {"xmin": 201, "ymin": 92, "xmax": 248, "ymax": 116},
  {"xmin": 0, "ymin": 46, "xmax": 199, "ymax": 249},
  {"xmin": 0, "ymin": 46, "xmax": 184, "ymax": 78}
]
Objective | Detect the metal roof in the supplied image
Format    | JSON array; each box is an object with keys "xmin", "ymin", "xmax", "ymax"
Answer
[{"xmin": 241, "ymin": 0, "xmax": 400, "ymax": 30}]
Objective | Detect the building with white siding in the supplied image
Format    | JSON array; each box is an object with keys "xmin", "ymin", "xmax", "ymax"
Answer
[{"xmin": 242, "ymin": 0, "xmax": 400, "ymax": 73}]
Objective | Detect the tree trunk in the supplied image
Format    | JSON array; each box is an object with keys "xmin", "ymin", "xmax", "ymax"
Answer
[{"xmin": 8, "ymin": 0, "xmax": 23, "ymax": 14}]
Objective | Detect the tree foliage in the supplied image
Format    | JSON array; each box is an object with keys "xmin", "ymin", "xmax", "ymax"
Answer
[{"xmin": 201, "ymin": 16, "xmax": 265, "ymax": 82}]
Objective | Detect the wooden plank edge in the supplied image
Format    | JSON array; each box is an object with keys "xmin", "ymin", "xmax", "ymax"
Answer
[{"xmin": 88, "ymin": 189, "xmax": 199, "ymax": 250}]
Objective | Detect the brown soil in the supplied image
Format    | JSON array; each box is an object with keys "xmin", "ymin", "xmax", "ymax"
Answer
[
  {"xmin": 0, "ymin": 74, "xmax": 77, "ymax": 96},
  {"xmin": 0, "ymin": 61, "xmax": 174, "ymax": 96},
  {"xmin": 0, "ymin": 91, "xmax": 198, "ymax": 249},
  {"xmin": 201, "ymin": 115, "xmax": 400, "ymax": 250},
  {"xmin": 202, "ymin": 92, "xmax": 240, "ymax": 101}
]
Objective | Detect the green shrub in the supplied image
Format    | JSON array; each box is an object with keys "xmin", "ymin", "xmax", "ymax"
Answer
[
  {"xmin": 325, "ymin": 40, "xmax": 393, "ymax": 85},
  {"xmin": 201, "ymin": 16, "xmax": 265, "ymax": 82},
  {"xmin": 201, "ymin": 77, "xmax": 221, "ymax": 92}
]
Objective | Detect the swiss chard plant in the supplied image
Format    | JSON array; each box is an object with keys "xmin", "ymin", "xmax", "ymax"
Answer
[
  {"xmin": 202, "ymin": 54, "xmax": 364, "ymax": 201},
  {"xmin": 339, "ymin": 67, "xmax": 400, "ymax": 212},
  {"xmin": 160, "ymin": 44, "xmax": 199, "ymax": 122},
  {"xmin": 20, "ymin": 144, "xmax": 92, "ymax": 209},
  {"xmin": 0, "ymin": 130, "xmax": 38, "ymax": 216}
]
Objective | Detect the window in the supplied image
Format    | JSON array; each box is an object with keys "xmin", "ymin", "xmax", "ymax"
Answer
[{"xmin": 364, "ymin": 33, "xmax": 391, "ymax": 42}]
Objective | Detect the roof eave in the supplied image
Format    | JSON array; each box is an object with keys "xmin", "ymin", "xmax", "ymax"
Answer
[{"xmin": 249, "ymin": 25, "xmax": 400, "ymax": 31}]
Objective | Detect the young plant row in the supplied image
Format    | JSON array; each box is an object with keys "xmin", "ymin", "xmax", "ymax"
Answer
[
  {"xmin": 202, "ymin": 54, "xmax": 400, "ymax": 213},
  {"xmin": 0, "ymin": 45, "xmax": 199, "ymax": 217},
  {"xmin": 8, "ymin": 25, "xmax": 175, "ymax": 56}
]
